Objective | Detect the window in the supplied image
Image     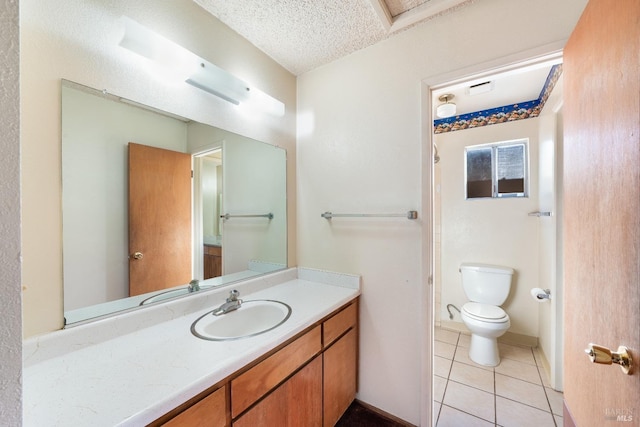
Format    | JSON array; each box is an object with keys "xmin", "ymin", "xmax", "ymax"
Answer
[{"xmin": 465, "ymin": 140, "xmax": 528, "ymax": 199}]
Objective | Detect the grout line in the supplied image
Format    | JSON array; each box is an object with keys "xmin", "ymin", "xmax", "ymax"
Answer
[{"xmin": 493, "ymin": 366, "xmax": 497, "ymax": 426}]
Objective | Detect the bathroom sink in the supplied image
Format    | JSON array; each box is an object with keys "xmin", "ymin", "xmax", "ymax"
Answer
[{"xmin": 191, "ymin": 300, "xmax": 292, "ymax": 341}]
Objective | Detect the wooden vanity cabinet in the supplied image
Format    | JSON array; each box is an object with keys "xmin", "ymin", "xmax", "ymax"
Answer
[
  {"xmin": 322, "ymin": 301, "xmax": 358, "ymax": 427},
  {"xmin": 233, "ymin": 356, "xmax": 323, "ymax": 427},
  {"xmin": 204, "ymin": 245, "xmax": 222, "ymax": 279},
  {"xmin": 155, "ymin": 298, "xmax": 358, "ymax": 427},
  {"xmin": 161, "ymin": 385, "xmax": 227, "ymax": 427}
]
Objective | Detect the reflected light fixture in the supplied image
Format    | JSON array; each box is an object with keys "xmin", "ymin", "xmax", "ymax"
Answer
[
  {"xmin": 119, "ymin": 17, "xmax": 285, "ymax": 116},
  {"xmin": 436, "ymin": 94, "xmax": 456, "ymax": 118}
]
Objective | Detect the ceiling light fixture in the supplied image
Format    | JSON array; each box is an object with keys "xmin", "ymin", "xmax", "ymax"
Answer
[
  {"xmin": 436, "ymin": 94, "xmax": 456, "ymax": 118},
  {"xmin": 119, "ymin": 17, "xmax": 284, "ymax": 116}
]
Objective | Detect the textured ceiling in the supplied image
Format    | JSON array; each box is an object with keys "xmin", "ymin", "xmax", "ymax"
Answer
[{"xmin": 194, "ymin": 0, "xmax": 472, "ymax": 75}]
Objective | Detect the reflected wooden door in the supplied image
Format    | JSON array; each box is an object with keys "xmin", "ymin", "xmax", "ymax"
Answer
[
  {"xmin": 563, "ymin": 0, "xmax": 640, "ymax": 425},
  {"xmin": 128, "ymin": 143, "xmax": 192, "ymax": 296}
]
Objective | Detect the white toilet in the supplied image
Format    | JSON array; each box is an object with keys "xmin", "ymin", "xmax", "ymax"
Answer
[{"xmin": 459, "ymin": 263, "xmax": 514, "ymax": 367}]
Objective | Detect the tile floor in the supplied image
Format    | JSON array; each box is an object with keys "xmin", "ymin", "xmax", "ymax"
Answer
[{"xmin": 433, "ymin": 327, "xmax": 563, "ymax": 427}]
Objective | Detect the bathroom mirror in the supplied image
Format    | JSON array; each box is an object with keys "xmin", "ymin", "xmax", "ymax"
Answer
[{"xmin": 61, "ymin": 80, "xmax": 287, "ymax": 325}]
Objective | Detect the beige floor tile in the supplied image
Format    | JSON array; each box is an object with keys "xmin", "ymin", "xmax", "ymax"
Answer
[
  {"xmin": 433, "ymin": 375, "xmax": 447, "ymax": 402},
  {"xmin": 449, "ymin": 361, "xmax": 495, "ymax": 393},
  {"xmin": 554, "ymin": 414, "xmax": 563, "ymax": 426},
  {"xmin": 434, "ymin": 356, "xmax": 453, "ymax": 378},
  {"xmin": 435, "ymin": 328, "xmax": 460, "ymax": 345},
  {"xmin": 437, "ymin": 405, "xmax": 494, "ymax": 427},
  {"xmin": 443, "ymin": 380, "xmax": 495, "ymax": 422},
  {"xmin": 496, "ymin": 396, "xmax": 555, "ymax": 427},
  {"xmin": 435, "ymin": 340, "xmax": 457, "ymax": 360},
  {"xmin": 545, "ymin": 387, "xmax": 564, "ymax": 415},
  {"xmin": 495, "ymin": 358, "xmax": 542, "ymax": 384},
  {"xmin": 495, "ymin": 374, "xmax": 549, "ymax": 411},
  {"xmin": 454, "ymin": 347, "xmax": 494, "ymax": 371},
  {"xmin": 458, "ymin": 333, "xmax": 471, "ymax": 348},
  {"xmin": 498, "ymin": 342, "xmax": 536, "ymax": 365}
]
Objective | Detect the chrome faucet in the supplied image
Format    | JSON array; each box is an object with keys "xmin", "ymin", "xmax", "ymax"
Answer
[
  {"xmin": 212, "ymin": 290, "xmax": 242, "ymax": 316},
  {"xmin": 187, "ymin": 279, "xmax": 201, "ymax": 293}
]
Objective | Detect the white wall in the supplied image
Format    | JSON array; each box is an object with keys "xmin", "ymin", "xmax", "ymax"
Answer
[
  {"xmin": 21, "ymin": 0, "xmax": 296, "ymax": 337},
  {"xmin": 297, "ymin": 0, "xmax": 586, "ymax": 423},
  {"xmin": 0, "ymin": 1, "xmax": 22, "ymax": 424},
  {"xmin": 437, "ymin": 118, "xmax": 541, "ymax": 338}
]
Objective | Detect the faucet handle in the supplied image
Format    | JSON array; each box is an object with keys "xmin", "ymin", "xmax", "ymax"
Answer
[
  {"xmin": 188, "ymin": 279, "xmax": 200, "ymax": 292},
  {"xmin": 228, "ymin": 289, "xmax": 240, "ymax": 301}
]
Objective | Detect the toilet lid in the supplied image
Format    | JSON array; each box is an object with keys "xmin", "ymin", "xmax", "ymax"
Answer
[{"xmin": 462, "ymin": 302, "xmax": 508, "ymax": 322}]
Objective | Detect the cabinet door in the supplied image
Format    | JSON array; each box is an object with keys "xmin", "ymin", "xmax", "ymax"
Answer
[
  {"xmin": 204, "ymin": 245, "xmax": 222, "ymax": 279},
  {"xmin": 163, "ymin": 386, "xmax": 227, "ymax": 427},
  {"xmin": 233, "ymin": 356, "xmax": 322, "ymax": 427},
  {"xmin": 323, "ymin": 328, "xmax": 357, "ymax": 427},
  {"xmin": 231, "ymin": 326, "xmax": 321, "ymax": 417}
]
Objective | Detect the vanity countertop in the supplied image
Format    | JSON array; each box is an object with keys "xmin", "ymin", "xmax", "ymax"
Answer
[{"xmin": 22, "ymin": 268, "xmax": 360, "ymax": 427}]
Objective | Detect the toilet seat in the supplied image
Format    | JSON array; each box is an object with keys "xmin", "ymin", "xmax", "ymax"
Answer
[{"xmin": 462, "ymin": 302, "xmax": 508, "ymax": 323}]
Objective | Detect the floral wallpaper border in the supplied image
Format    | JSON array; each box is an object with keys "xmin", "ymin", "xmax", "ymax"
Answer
[{"xmin": 434, "ymin": 64, "xmax": 563, "ymax": 134}]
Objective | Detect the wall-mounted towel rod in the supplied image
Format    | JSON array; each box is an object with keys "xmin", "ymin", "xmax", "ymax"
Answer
[
  {"xmin": 321, "ymin": 211, "xmax": 418, "ymax": 220},
  {"xmin": 220, "ymin": 213, "xmax": 274, "ymax": 220},
  {"xmin": 528, "ymin": 211, "xmax": 552, "ymax": 217}
]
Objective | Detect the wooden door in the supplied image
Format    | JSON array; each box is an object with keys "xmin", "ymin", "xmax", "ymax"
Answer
[
  {"xmin": 563, "ymin": 0, "xmax": 639, "ymax": 425},
  {"xmin": 129, "ymin": 143, "xmax": 192, "ymax": 296}
]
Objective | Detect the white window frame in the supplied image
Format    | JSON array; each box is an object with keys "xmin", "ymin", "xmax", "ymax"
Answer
[{"xmin": 464, "ymin": 138, "xmax": 529, "ymax": 199}]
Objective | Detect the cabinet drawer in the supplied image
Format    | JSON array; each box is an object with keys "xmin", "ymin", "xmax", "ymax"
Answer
[
  {"xmin": 163, "ymin": 385, "xmax": 227, "ymax": 427},
  {"xmin": 231, "ymin": 326, "xmax": 321, "ymax": 417},
  {"xmin": 323, "ymin": 302, "xmax": 357, "ymax": 348}
]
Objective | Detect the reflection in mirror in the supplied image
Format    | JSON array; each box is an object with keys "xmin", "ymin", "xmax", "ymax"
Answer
[{"xmin": 61, "ymin": 80, "xmax": 287, "ymax": 326}]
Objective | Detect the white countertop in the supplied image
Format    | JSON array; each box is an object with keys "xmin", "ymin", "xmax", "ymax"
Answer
[{"xmin": 23, "ymin": 268, "xmax": 360, "ymax": 426}]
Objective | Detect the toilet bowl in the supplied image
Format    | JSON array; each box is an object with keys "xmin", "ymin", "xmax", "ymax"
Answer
[
  {"xmin": 461, "ymin": 302, "xmax": 510, "ymax": 366},
  {"xmin": 459, "ymin": 263, "xmax": 514, "ymax": 367}
]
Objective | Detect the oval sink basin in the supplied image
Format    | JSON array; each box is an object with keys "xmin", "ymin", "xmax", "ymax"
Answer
[{"xmin": 191, "ymin": 300, "xmax": 292, "ymax": 341}]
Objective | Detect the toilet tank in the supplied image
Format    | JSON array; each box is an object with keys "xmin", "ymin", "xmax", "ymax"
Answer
[{"xmin": 460, "ymin": 263, "xmax": 514, "ymax": 305}]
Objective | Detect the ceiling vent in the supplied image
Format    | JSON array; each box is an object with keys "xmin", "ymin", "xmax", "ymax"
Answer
[{"xmin": 468, "ymin": 81, "xmax": 494, "ymax": 96}]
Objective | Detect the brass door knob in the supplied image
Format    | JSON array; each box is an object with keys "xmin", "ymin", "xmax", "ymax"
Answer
[
  {"xmin": 585, "ymin": 343, "xmax": 632, "ymax": 375},
  {"xmin": 130, "ymin": 252, "xmax": 144, "ymax": 260}
]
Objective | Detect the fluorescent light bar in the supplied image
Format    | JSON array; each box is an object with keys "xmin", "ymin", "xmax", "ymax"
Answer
[
  {"xmin": 119, "ymin": 16, "xmax": 285, "ymax": 116},
  {"xmin": 119, "ymin": 16, "xmax": 200, "ymax": 81}
]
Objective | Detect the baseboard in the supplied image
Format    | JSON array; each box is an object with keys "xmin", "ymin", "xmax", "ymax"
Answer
[
  {"xmin": 353, "ymin": 399, "xmax": 416, "ymax": 427},
  {"xmin": 439, "ymin": 320, "xmax": 539, "ymax": 347},
  {"xmin": 535, "ymin": 345, "xmax": 552, "ymax": 384},
  {"xmin": 438, "ymin": 320, "xmax": 468, "ymax": 334}
]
